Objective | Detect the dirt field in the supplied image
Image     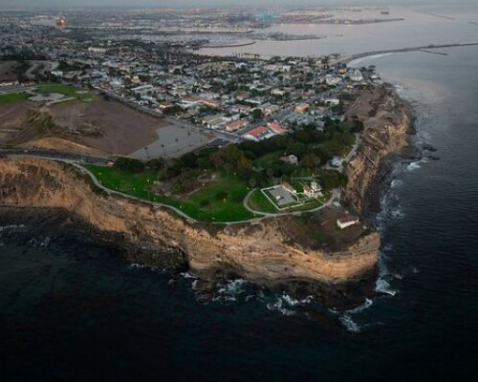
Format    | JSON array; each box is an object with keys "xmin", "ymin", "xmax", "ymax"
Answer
[
  {"xmin": 0, "ymin": 97, "xmax": 213, "ymax": 158},
  {"xmin": 0, "ymin": 103, "xmax": 31, "ymax": 143},
  {"xmin": 47, "ymin": 99, "xmax": 168, "ymax": 155},
  {"xmin": 18, "ymin": 137, "xmax": 107, "ymax": 156}
]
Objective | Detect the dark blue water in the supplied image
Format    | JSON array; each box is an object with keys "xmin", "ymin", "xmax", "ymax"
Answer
[{"xmin": 1, "ymin": 47, "xmax": 478, "ymax": 382}]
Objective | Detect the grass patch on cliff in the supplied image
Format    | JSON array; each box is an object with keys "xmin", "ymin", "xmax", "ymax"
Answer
[
  {"xmin": 248, "ymin": 189, "xmax": 277, "ymax": 214},
  {"xmin": 84, "ymin": 165, "xmax": 257, "ymax": 223},
  {"xmin": 0, "ymin": 92, "xmax": 30, "ymax": 103}
]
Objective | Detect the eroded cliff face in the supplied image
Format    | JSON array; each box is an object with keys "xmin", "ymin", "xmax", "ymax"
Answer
[
  {"xmin": 344, "ymin": 85, "xmax": 413, "ymax": 214},
  {"xmin": 0, "ymin": 158, "xmax": 378, "ymax": 286}
]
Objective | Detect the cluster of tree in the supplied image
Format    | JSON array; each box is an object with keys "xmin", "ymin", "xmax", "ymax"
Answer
[
  {"xmin": 171, "ymin": 169, "xmax": 200, "ymax": 195},
  {"xmin": 162, "ymin": 105, "xmax": 183, "ymax": 116},
  {"xmin": 113, "ymin": 116, "xmax": 356, "ymax": 191},
  {"xmin": 113, "ymin": 157, "xmax": 145, "ymax": 173}
]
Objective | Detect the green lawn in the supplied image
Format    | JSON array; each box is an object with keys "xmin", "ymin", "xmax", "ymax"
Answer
[
  {"xmin": 288, "ymin": 198, "xmax": 323, "ymax": 212},
  {"xmin": 0, "ymin": 92, "xmax": 30, "ymax": 103},
  {"xmin": 85, "ymin": 165, "xmax": 257, "ymax": 223},
  {"xmin": 36, "ymin": 84, "xmax": 95, "ymax": 102},
  {"xmin": 248, "ymin": 189, "xmax": 278, "ymax": 214}
]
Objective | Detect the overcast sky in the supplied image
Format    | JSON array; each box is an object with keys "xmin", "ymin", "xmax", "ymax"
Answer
[{"xmin": 0, "ymin": 0, "xmax": 475, "ymax": 8}]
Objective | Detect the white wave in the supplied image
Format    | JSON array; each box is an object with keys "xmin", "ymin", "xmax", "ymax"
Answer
[
  {"xmin": 212, "ymin": 279, "xmax": 248, "ymax": 303},
  {"xmin": 393, "ymin": 273, "xmax": 404, "ymax": 280},
  {"xmin": 217, "ymin": 278, "xmax": 247, "ymax": 295},
  {"xmin": 349, "ymin": 53, "xmax": 393, "ymax": 67},
  {"xmin": 265, "ymin": 292, "xmax": 313, "ymax": 316},
  {"xmin": 180, "ymin": 272, "xmax": 197, "ymax": 280},
  {"xmin": 412, "ymin": 266, "xmax": 420, "ymax": 274},
  {"xmin": 40, "ymin": 237, "xmax": 51, "ymax": 247},
  {"xmin": 266, "ymin": 297, "xmax": 296, "ymax": 316},
  {"xmin": 0, "ymin": 224, "xmax": 24, "ymax": 233},
  {"xmin": 347, "ymin": 298, "xmax": 374, "ymax": 315},
  {"xmin": 339, "ymin": 314, "xmax": 361, "ymax": 333},
  {"xmin": 407, "ymin": 161, "xmax": 421, "ymax": 171},
  {"xmin": 389, "ymin": 207, "xmax": 405, "ymax": 220},
  {"xmin": 129, "ymin": 263, "xmax": 146, "ymax": 269},
  {"xmin": 391, "ymin": 179, "xmax": 403, "ymax": 189},
  {"xmin": 27, "ymin": 236, "xmax": 51, "ymax": 248},
  {"xmin": 375, "ymin": 279, "xmax": 398, "ymax": 296}
]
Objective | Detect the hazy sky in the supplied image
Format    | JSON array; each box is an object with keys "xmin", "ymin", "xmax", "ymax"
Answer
[{"xmin": 1, "ymin": 0, "xmax": 476, "ymax": 8}]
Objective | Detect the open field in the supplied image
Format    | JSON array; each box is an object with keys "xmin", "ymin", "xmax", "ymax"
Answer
[
  {"xmin": 85, "ymin": 165, "xmax": 257, "ymax": 223},
  {"xmin": 0, "ymin": 92, "xmax": 30, "ymax": 103},
  {"xmin": 49, "ymin": 99, "xmax": 163, "ymax": 155},
  {"xmin": 0, "ymin": 103, "xmax": 31, "ymax": 144},
  {"xmin": 0, "ymin": 92, "xmax": 212, "ymax": 158}
]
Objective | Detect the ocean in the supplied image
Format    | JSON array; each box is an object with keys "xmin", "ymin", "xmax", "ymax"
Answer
[{"xmin": 2, "ymin": 13, "xmax": 478, "ymax": 382}]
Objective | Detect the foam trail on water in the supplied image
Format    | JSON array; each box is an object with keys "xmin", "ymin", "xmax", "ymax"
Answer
[{"xmin": 339, "ymin": 315, "xmax": 361, "ymax": 333}]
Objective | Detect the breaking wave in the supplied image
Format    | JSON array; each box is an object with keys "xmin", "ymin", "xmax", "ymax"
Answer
[
  {"xmin": 264, "ymin": 292, "xmax": 314, "ymax": 316},
  {"xmin": 375, "ymin": 279, "xmax": 398, "ymax": 296},
  {"xmin": 213, "ymin": 279, "xmax": 248, "ymax": 302},
  {"xmin": 0, "ymin": 224, "xmax": 24, "ymax": 234},
  {"xmin": 339, "ymin": 315, "xmax": 361, "ymax": 333},
  {"xmin": 407, "ymin": 161, "xmax": 422, "ymax": 172}
]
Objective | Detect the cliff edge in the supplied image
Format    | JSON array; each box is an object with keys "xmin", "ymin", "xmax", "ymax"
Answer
[
  {"xmin": 0, "ymin": 158, "xmax": 378, "ymax": 288},
  {"xmin": 343, "ymin": 84, "xmax": 414, "ymax": 214}
]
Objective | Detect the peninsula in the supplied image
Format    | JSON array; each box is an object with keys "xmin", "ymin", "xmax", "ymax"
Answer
[{"xmin": 0, "ymin": 12, "xmax": 414, "ymax": 307}]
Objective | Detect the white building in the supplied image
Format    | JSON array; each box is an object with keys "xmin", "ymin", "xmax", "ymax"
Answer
[{"xmin": 337, "ymin": 215, "xmax": 360, "ymax": 229}]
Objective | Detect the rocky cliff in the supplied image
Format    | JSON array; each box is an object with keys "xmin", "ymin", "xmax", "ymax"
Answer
[
  {"xmin": 343, "ymin": 85, "xmax": 414, "ymax": 214},
  {"xmin": 0, "ymin": 158, "xmax": 379, "ymax": 291}
]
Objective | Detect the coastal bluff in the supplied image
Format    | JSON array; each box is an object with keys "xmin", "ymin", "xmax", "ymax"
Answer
[
  {"xmin": 343, "ymin": 85, "xmax": 414, "ymax": 214},
  {"xmin": 0, "ymin": 157, "xmax": 378, "ymax": 289}
]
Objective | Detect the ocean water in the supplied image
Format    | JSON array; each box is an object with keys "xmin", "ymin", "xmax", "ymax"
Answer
[{"xmin": 2, "ymin": 42, "xmax": 478, "ymax": 382}]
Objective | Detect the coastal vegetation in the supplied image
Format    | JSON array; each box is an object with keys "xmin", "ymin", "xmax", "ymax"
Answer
[{"xmin": 0, "ymin": 92, "xmax": 30, "ymax": 103}]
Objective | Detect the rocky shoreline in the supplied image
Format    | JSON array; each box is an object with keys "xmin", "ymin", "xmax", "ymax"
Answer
[{"xmin": 0, "ymin": 84, "xmax": 414, "ymax": 309}]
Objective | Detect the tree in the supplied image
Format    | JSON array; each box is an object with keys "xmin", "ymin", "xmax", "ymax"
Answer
[
  {"xmin": 301, "ymin": 153, "xmax": 321, "ymax": 169},
  {"xmin": 113, "ymin": 157, "xmax": 145, "ymax": 173},
  {"xmin": 252, "ymin": 108, "xmax": 263, "ymax": 121},
  {"xmin": 147, "ymin": 158, "xmax": 165, "ymax": 170}
]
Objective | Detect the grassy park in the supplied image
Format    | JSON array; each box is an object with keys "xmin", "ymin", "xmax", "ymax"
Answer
[
  {"xmin": 0, "ymin": 83, "xmax": 95, "ymax": 104},
  {"xmin": 36, "ymin": 83, "xmax": 95, "ymax": 102},
  {"xmin": 85, "ymin": 165, "xmax": 257, "ymax": 223},
  {"xmin": 0, "ymin": 92, "xmax": 30, "ymax": 103}
]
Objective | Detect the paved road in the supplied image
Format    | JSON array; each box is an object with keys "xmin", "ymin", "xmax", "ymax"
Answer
[
  {"xmin": 0, "ymin": 149, "xmax": 113, "ymax": 165},
  {"xmin": 25, "ymin": 61, "xmax": 59, "ymax": 80}
]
